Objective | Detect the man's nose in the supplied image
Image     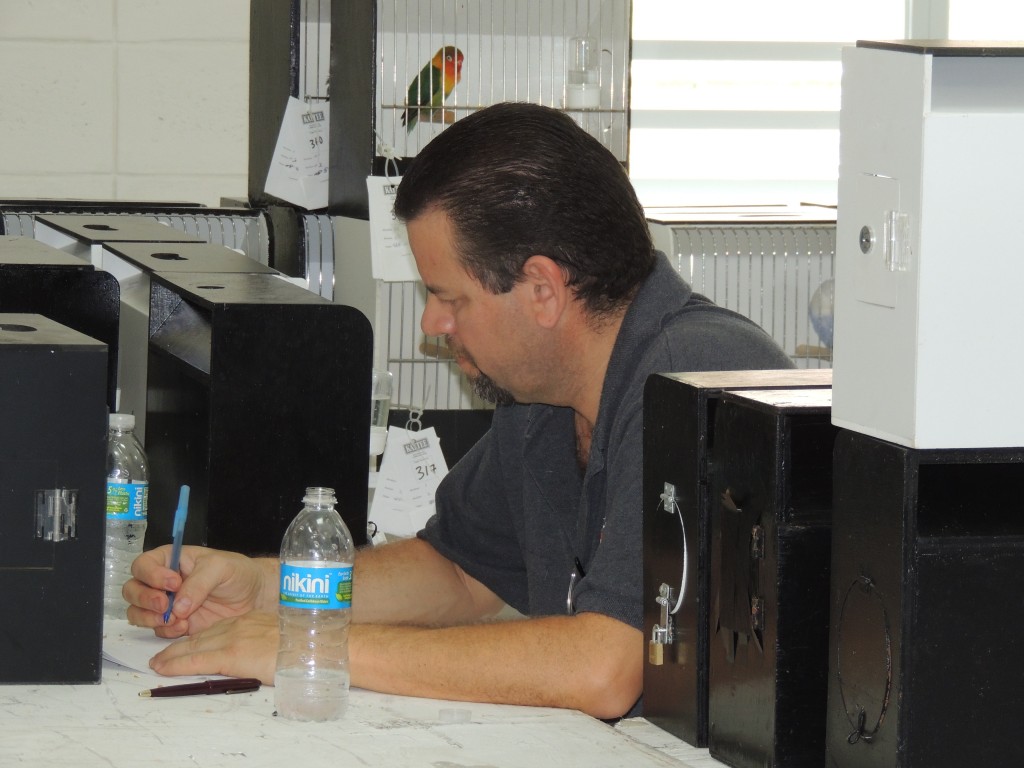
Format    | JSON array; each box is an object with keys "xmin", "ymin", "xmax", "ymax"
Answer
[{"xmin": 421, "ymin": 294, "xmax": 453, "ymax": 337}]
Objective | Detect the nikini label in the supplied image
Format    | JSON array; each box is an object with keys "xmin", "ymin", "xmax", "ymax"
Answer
[
  {"xmin": 279, "ymin": 563, "xmax": 353, "ymax": 610},
  {"xmin": 105, "ymin": 481, "xmax": 148, "ymax": 521}
]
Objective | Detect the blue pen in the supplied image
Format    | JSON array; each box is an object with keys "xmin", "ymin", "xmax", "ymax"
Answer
[{"xmin": 163, "ymin": 485, "xmax": 190, "ymax": 623}]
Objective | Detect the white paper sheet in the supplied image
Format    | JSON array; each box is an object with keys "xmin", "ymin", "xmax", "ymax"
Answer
[{"xmin": 102, "ymin": 619, "xmax": 226, "ymax": 682}]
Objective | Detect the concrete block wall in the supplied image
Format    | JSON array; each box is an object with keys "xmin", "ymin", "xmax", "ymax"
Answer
[{"xmin": 0, "ymin": 0, "xmax": 249, "ymax": 207}]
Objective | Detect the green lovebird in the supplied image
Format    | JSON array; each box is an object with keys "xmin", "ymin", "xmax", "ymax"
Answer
[{"xmin": 401, "ymin": 46, "xmax": 465, "ymax": 132}]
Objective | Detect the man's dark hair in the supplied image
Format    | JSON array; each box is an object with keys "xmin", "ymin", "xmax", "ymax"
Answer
[{"xmin": 393, "ymin": 102, "xmax": 656, "ymax": 316}]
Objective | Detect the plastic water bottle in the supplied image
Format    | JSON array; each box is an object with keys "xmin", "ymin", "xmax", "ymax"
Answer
[
  {"xmin": 275, "ymin": 487, "xmax": 355, "ymax": 721},
  {"xmin": 104, "ymin": 413, "xmax": 149, "ymax": 619}
]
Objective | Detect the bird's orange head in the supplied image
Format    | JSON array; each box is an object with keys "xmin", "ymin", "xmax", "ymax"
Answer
[{"xmin": 432, "ymin": 46, "xmax": 465, "ymax": 85}]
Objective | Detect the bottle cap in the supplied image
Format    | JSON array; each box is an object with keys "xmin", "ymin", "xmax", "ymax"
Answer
[
  {"xmin": 303, "ymin": 487, "xmax": 337, "ymax": 505},
  {"xmin": 109, "ymin": 413, "xmax": 136, "ymax": 430}
]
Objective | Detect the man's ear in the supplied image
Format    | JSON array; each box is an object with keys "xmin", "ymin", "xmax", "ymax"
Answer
[{"xmin": 521, "ymin": 255, "xmax": 570, "ymax": 329}]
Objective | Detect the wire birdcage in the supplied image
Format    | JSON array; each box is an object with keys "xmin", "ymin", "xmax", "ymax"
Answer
[
  {"xmin": 375, "ymin": 0, "xmax": 631, "ymax": 160},
  {"xmin": 649, "ymin": 206, "xmax": 837, "ymax": 369}
]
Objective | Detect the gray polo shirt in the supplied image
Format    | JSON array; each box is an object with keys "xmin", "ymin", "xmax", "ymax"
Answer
[{"xmin": 419, "ymin": 252, "xmax": 793, "ymax": 631}]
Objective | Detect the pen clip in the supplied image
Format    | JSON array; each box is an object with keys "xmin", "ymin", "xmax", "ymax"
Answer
[{"xmin": 225, "ymin": 680, "xmax": 262, "ymax": 694}]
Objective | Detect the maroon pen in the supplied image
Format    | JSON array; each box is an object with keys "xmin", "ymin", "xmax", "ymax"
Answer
[{"xmin": 138, "ymin": 678, "xmax": 262, "ymax": 698}]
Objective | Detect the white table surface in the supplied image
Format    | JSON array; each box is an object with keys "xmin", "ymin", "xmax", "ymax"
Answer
[{"xmin": 0, "ymin": 623, "xmax": 725, "ymax": 768}]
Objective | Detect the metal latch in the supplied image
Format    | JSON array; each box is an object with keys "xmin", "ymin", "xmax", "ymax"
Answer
[
  {"xmin": 34, "ymin": 489, "xmax": 78, "ymax": 542},
  {"xmin": 883, "ymin": 210, "xmax": 912, "ymax": 272},
  {"xmin": 751, "ymin": 595, "xmax": 765, "ymax": 632},
  {"xmin": 750, "ymin": 525, "xmax": 765, "ymax": 632},
  {"xmin": 751, "ymin": 524, "xmax": 764, "ymax": 559},
  {"xmin": 649, "ymin": 582, "xmax": 675, "ymax": 665}
]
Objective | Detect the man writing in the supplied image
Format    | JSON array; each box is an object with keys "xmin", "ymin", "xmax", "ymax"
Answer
[{"xmin": 125, "ymin": 102, "xmax": 792, "ymax": 720}]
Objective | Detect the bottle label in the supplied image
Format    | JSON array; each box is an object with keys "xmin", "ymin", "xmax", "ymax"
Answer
[
  {"xmin": 106, "ymin": 481, "xmax": 148, "ymax": 521},
  {"xmin": 279, "ymin": 562, "xmax": 353, "ymax": 610}
]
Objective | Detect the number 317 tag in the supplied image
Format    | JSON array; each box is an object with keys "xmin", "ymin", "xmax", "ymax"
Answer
[{"xmin": 369, "ymin": 426, "xmax": 448, "ymax": 538}]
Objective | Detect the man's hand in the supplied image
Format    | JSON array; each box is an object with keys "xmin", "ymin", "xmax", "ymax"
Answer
[
  {"xmin": 124, "ymin": 545, "xmax": 278, "ymax": 638},
  {"xmin": 147, "ymin": 611, "xmax": 279, "ymax": 683}
]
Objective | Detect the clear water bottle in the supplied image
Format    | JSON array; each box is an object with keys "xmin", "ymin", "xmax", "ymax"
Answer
[
  {"xmin": 104, "ymin": 413, "xmax": 149, "ymax": 619},
  {"xmin": 275, "ymin": 487, "xmax": 355, "ymax": 721}
]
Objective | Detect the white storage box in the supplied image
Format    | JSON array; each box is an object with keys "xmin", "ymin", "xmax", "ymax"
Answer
[{"xmin": 832, "ymin": 41, "xmax": 1024, "ymax": 448}]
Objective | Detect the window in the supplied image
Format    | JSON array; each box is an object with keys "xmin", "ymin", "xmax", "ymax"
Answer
[
  {"xmin": 949, "ymin": 1, "xmax": 1024, "ymax": 38},
  {"xmin": 628, "ymin": 0, "xmax": 1023, "ymax": 207}
]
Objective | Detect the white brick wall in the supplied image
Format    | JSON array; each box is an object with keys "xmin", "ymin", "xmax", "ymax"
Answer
[{"xmin": 0, "ymin": 0, "xmax": 249, "ymax": 207}]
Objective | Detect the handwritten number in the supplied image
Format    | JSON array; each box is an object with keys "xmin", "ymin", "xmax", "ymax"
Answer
[{"xmin": 415, "ymin": 464, "xmax": 438, "ymax": 481}]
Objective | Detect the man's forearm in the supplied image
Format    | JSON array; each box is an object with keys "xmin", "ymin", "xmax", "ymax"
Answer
[
  {"xmin": 349, "ymin": 612, "xmax": 643, "ymax": 720},
  {"xmin": 351, "ymin": 537, "xmax": 505, "ymax": 626}
]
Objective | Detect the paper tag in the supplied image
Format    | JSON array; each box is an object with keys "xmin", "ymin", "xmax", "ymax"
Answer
[
  {"xmin": 265, "ymin": 96, "xmax": 329, "ymax": 210},
  {"xmin": 367, "ymin": 175, "xmax": 419, "ymax": 281},
  {"xmin": 369, "ymin": 425, "xmax": 448, "ymax": 537}
]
